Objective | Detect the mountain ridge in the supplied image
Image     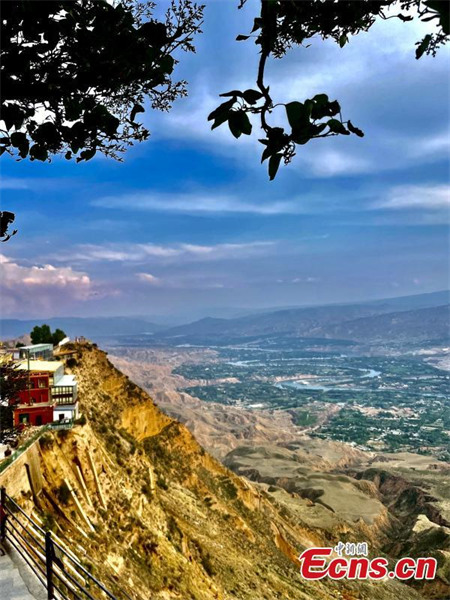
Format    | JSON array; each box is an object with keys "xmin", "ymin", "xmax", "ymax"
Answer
[{"xmin": 154, "ymin": 301, "xmax": 450, "ymax": 345}]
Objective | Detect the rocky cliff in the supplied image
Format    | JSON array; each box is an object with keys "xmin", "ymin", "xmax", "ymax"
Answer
[{"xmin": 1, "ymin": 343, "xmax": 426, "ymax": 599}]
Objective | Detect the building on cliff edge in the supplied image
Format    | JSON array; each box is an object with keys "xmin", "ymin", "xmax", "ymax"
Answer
[{"xmin": 11, "ymin": 345, "xmax": 78, "ymax": 427}]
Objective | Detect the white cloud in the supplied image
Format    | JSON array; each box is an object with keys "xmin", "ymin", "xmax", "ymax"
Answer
[
  {"xmin": 375, "ymin": 184, "xmax": 450, "ymax": 210},
  {"xmin": 143, "ymin": 3, "xmax": 449, "ymax": 180},
  {"xmin": 0, "ymin": 178, "xmax": 30, "ymax": 190},
  {"xmin": 0, "ymin": 254, "xmax": 91, "ymax": 291},
  {"xmin": 68, "ymin": 240, "xmax": 276, "ymax": 264},
  {"xmin": 93, "ymin": 191, "xmax": 298, "ymax": 215},
  {"xmin": 0, "ymin": 254, "xmax": 102, "ymax": 315},
  {"xmin": 136, "ymin": 272, "xmax": 161, "ymax": 285}
]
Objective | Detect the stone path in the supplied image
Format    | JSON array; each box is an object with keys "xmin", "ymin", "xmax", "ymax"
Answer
[{"xmin": 0, "ymin": 544, "xmax": 46, "ymax": 600}]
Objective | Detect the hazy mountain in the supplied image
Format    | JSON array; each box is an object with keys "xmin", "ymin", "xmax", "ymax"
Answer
[
  {"xmin": 327, "ymin": 304, "xmax": 450, "ymax": 343},
  {"xmin": 0, "ymin": 316, "xmax": 164, "ymax": 340},
  {"xmin": 155, "ymin": 291, "xmax": 450, "ymax": 345}
]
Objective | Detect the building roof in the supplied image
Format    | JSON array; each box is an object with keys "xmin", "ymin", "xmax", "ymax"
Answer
[
  {"xmin": 52, "ymin": 374, "xmax": 77, "ymax": 387},
  {"xmin": 19, "ymin": 343, "xmax": 54, "ymax": 351},
  {"xmin": 17, "ymin": 360, "xmax": 64, "ymax": 373}
]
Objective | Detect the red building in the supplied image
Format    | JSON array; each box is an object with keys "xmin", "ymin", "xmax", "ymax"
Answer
[{"xmin": 12, "ymin": 372, "xmax": 55, "ymax": 427}]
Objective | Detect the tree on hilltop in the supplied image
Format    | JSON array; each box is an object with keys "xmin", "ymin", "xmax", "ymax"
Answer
[{"xmin": 30, "ymin": 325, "xmax": 67, "ymax": 346}]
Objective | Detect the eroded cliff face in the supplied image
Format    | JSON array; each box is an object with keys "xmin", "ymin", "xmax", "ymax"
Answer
[{"xmin": 1, "ymin": 343, "xmax": 425, "ymax": 600}]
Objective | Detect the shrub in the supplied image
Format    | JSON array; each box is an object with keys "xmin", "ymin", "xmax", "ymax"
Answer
[
  {"xmin": 156, "ymin": 476, "xmax": 169, "ymax": 490},
  {"xmin": 57, "ymin": 429, "xmax": 69, "ymax": 441},
  {"xmin": 75, "ymin": 414, "xmax": 87, "ymax": 426},
  {"xmin": 39, "ymin": 433, "xmax": 54, "ymax": 450},
  {"xmin": 220, "ymin": 478, "xmax": 238, "ymax": 500},
  {"xmin": 56, "ymin": 481, "xmax": 71, "ymax": 505},
  {"xmin": 201, "ymin": 552, "xmax": 216, "ymax": 577},
  {"xmin": 41, "ymin": 512, "xmax": 56, "ymax": 531}
]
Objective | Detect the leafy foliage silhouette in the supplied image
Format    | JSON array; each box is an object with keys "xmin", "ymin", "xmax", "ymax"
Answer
[
  {"xmin": 209, "ymin": 0, "xmax": 449, "ymax": 179},
  {"xmin": 0, "ymin": 0, "xmax": 203, "ymax": 239},
  {"xmin": 1, "ymin": 0, "xmax": 203, "ymax": 163}
]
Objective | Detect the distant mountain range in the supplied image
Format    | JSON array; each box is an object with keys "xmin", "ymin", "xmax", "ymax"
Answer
[
  {"xmin": 154, "ymin": 290, "xmax": 450, "ymax": 346},
  {"xmin": 1, "ymin": 290, "xmax": 448, "ymax": 345}
]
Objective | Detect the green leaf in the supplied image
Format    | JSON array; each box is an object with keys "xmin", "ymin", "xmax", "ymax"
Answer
[
  {"xmin": 339, "ymin": 34, "xmax": 348, "ymax": 48},
  {"xmin": 251, "ymin": 17, "xmax": 262, "ymax": 32},
  {"xmin": 208, "ymin": 99, "xmax": 235, "ymax": 122},
  {"xmin": 416, "ymin": 34, "xmax": 432, "ymax": 59},
  {"xmin": 76, "ymin": 148, "xmax": 96, "ymax": 162},
  {"xmin": 220, "ymin": 90, "xmax": 243, "ymax": 98},
  {"xmin": 268, "ymin": 153, "xmax": 282, "ymax": 180},
  {"xmin": 130, "ymin": 103, "xmax": 145, "ymax": 122},
  {"xmin": 327, "ymin": 100, "xmax": 341, "ymax": 117},
  {"xmin": 328, "ymin": 119, "xmax": 349, "ymax": 135},
  {"xmin": 312, "ymin": 123, "xmax": 327, "ymax": 136},
  {"xmin": 310, "ymin": 94, "xmax": 339, "ymax": 120},
  {"xmin": 347, "ymin": 121, "xmax": 364, "ymax": 138},
  {"xmin": 425, "ymin": 0, "xmax": 449, "ymax": 30},
  {"xmin": 211, "ymin": 112, "xmax": 229, "ymax": 131},
  {"xmin": 160, "ymin": 55, "xmax": 175, "ymax": 74},
  {"xmin": 228, "ymin": 111, "xmax": 251, "ymax": 138},
  {"xmin": 261, "ymin": 145, "xmax": 273, "ymax": 163},
  {"xmin": 239, "ymin": 112, "xmax": 252, "ymax": 135},
  {"xmin": 286, "ymin": 102, "xmax": 310, "ymax": 131},
  {"xmin": 312, "ymin": 94, "xmax": 329, "ymax": 105},
  {"xmin": 10, "ymin": 132, "xmax": 27, "ymax": 148},
  {"xmin": 29, "ymin": 144, "xmax": 48, "ymax": 161},
  {"xmin": 18, "ymin": 139, "xmax": 30, "ymax": 159},
  {"xmin": 2, "ymin": 105, "xmax": 26, "ymax": 130},
  {"xmin": 64, "ymin": 99, "xmax": 82, "ymax": 121},
  {"xmin": 139, "ymin": 21, "xmax": 167, "ymax": 47},
  {"xmin": 242, "ymin": 89, "xmax": 263, "ymax": 105}
]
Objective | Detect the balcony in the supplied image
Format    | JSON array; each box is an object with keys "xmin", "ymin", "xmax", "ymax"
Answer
[{"xmin": 51, "ymin": 374, "xmax": 78, "ymax": 406}]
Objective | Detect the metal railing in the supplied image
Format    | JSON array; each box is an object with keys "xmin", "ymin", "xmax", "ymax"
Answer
[
  {"xmin": 0, "ymin": 488, "xmax": 120, "ymax": 600},
  {"xmin": 49, "ymin": 419, "xmax": 74, "ymax": 431}
]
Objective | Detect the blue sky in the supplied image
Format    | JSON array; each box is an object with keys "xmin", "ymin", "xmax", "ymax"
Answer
[{"xmin": 1, "ymin": 0, "xmax": 449, "ymax": 320}]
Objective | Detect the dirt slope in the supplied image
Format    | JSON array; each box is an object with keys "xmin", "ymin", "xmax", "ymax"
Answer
[{"xmin": 5, "ymin": 343, "xmax": 426, "ymax": 600}]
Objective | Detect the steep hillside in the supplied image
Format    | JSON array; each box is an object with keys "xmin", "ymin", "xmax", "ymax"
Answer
[{"xmin": 1, "ymin": 342, "xmax": 426, "ymax": 600}]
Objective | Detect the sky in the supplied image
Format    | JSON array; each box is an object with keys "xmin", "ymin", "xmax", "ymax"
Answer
[{"xmin": 1, "ymin": 0, "xmax": 449, "ymax": 321}]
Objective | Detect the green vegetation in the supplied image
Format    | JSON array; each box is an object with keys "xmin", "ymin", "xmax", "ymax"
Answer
[
  {"xmin": 174, "ymin": 342, "xmax": 450, "ymax": 461},
  {"xmin": 30, "ymin": 324, "xmax": 67, "ymax": 346},
  {"xmin": 56, "ymin": 481, "xmax": 71, "ymax": 505},
  {"xmin": 292, "ymin": 411, "xmax": 317, "ymax": 427}
]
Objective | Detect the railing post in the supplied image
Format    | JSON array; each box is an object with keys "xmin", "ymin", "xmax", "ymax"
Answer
[
  {"xmin": 0, "ymin": 487, "xmax": 6, "ymax": 542},
  {"xmin": 45, "ymin": 531, "xmax": 54, "ymax": 600}
]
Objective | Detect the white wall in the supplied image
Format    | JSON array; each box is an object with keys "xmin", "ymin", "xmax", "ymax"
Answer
[{"xmin": 53, "ymin": 404, "xmax": 79, "ymax": 421}]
